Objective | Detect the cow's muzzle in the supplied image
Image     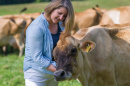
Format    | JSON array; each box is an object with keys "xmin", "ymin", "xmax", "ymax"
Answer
[{"xmin": 54, "ymin": 69, "xmax": 72, "ymax": 81}]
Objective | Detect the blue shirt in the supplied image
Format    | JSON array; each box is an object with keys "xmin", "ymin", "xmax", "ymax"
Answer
[{"xmin": 23, "ymin": 13, "xmax": 64, "ymax": 75}]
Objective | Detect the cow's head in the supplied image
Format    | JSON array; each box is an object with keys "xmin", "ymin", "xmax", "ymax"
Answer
[
  {"xmin": 92, "ymin": 5, "xmax": 107, "ymax": 24},
  {"xmin": 14, "ymin": 18, "xmax": 26, "ymax": 29},
  {"xmin": 9, "ymin": 18, "xmax": 26, "ymax": 35},
  {"xmin": 53, "ymin": 32, "xmax": 96, "ymax": 81}
]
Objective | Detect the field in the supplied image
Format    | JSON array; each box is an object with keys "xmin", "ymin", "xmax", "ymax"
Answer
[
  {"xmin": 0, "ymin": 55, "xmax": 81, "ymax": 86},
  {"xmin": 0, "ymin": 0, "xmax": 130, "ymax": 86},
  {"xmin": 0, "ymin": 0, "xmax": 130, "ymax": 16}
]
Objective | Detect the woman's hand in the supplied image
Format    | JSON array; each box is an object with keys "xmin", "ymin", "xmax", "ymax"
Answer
[{"xmin": 46, "ymin": 64, "xmax": 56, "ymax": 72}]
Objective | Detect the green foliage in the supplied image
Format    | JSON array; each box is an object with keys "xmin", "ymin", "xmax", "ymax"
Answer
[
  {"xmin": 0, "ymin": 0, "xmax": 51, "ymax": 5},
  {"xmin": 0, "ymin": 0, "xmax": 35, "ymax": 5},
  {"xmin": 35, "ymin": 0, "xmax": 51, "ymax": 3}
]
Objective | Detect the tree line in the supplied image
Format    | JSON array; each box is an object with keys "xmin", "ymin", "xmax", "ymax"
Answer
[{"xmin": 0, "ymin": 0, "xmax": 51, "ymax": 5}]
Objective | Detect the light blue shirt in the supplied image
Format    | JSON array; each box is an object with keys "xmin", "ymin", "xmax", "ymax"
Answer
[{"xmin": 23, "ymin": 13, "xmax": 64, "ymax": 75}]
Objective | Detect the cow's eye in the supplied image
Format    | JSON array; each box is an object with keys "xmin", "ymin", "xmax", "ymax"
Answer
[{"xmin": 71, "ymin": 48, "xmax": 77, "ymax": 54}]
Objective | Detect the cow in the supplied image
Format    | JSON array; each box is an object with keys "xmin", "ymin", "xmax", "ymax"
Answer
[
  {"xmin": 99, "ymin": 6, "xmax": 130, "ymax": 25},
  {"xmin": 53, "ymin": 24, "xmax": 130, "ymax": 86},
  {"xmin": 0, "ymin": 12, "xmax": 41, "ymax": 37},
  {"xmin": 0, "ymin": 13, "xmax": 40, "ymax": 56},
  {"xmin": 0, "ymin": 18, "xmax": 26, "ymax": 57},
  {"xmin": 72, "ymin": 5, "xmax": 107, "ymax": 35}
]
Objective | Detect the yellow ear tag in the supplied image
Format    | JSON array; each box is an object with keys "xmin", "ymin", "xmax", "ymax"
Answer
[{"xmin": 86, "ymin": 44, "xmax": 91, "ymax": 52}]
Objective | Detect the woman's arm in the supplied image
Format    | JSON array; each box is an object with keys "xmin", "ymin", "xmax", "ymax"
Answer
[{"xmin": 26, "ymin": 25, "xmax": 54, "ymax": 70}]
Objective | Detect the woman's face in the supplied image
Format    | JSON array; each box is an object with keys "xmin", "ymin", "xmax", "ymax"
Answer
[{"xmin": 50, "ymin": 7, "xmax": 68, "ymax": 24}]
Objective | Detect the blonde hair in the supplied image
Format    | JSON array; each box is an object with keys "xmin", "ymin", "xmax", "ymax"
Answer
[{"xmin": 44, "ymin": 0, "xmax": 74, "ymax": 34}]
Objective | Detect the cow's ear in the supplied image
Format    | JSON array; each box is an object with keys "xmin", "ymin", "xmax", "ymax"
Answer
[
  {"xmin": 10, "ymin": 18, "xmax": 16, "ymax": 23},
  {"xmin": 80, "ymin": 41, "xmax": 96, "ymax": 52}
]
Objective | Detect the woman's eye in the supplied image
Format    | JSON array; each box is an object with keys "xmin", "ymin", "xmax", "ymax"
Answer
[
  {"xmin": 63, "ymin": 15, "xmax": 67, "ymax": 18},
  {"xmin": 58, "ymin": 12, "xmax": 62, "ymax": 15}
]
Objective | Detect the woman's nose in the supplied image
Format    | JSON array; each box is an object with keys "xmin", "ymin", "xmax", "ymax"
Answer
[{"xmin": 59, "ymin": 15, "xmax": 64, "ymax": 20}]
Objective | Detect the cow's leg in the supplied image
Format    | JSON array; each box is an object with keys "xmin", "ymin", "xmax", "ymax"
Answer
[
  {"xmin": 0, "ymin": 46, "xmax": 6, "ymax": 56},
  {"xmin": 13, "ymin": 34, "xmax": 24, "ymax": 57},
  {"xmin": 2, "ymin": 46, "xmax": 7, "ymax": 56}
]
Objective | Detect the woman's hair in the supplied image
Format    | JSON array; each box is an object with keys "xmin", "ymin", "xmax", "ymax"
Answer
[{"xmin": 44, "ymin": 0, "xmax": 74, "ymax": 34}]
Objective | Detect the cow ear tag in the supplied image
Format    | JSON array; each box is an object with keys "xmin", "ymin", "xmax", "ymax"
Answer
[{"xmin": 86, "ymin": 44, "xmax": 91, "ymax": 52}]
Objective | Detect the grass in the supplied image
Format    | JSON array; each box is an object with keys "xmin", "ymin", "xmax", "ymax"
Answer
[
  {"xmin": 0, "ymin": 55, "xmax": 81, "ymax": 86},
  {"xmin": 0, "ymin": 0, "xmax": 130, "ymax": 15},
  {"xmin": 0, "ymin": 55, "xmax": 25, "ymax": 86},
  {"xmin": 0, "ymin": 0, "xmax": 130, "ymax": 86}
]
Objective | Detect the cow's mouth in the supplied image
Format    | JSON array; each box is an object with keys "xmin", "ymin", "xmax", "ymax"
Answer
[{"xmin": 54, "ymin": 69, "xmax": 72, "ymax": 81}]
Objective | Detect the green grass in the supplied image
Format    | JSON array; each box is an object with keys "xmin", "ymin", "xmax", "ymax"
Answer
[
  {"xmin": 0, "ymin": 55, "xmax": 25, "ymax": 86},
  {"xmin": 72, "ymin": 0, "xmax": 130, "ymax": 12},
  {"xmin": 0, "ymin": 55, "xmax": 81, "ymax": 86},
  {"xmin": 0, "ymin": 0, "xmax": 130, "ymax": 15}
]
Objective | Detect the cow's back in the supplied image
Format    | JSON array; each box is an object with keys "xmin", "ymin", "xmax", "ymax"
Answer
[
  {"xmin": 0, "ymin": 19, "xmax": 17, "ymax": 37},
  {"xmin": 75, "ymin": 9, "xmax": 97, "ymax": 28},
  {"xmin": 99, "ymin": 6, "xmax": 130, "ymax": 25},
  {"xmin": 104, "ymin": 27, "xmax": 130, "ymax": 86}
]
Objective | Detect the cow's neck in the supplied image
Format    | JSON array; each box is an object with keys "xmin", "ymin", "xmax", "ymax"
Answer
[{"xmin": 77, "ymin": 50, "xmax": 92, "ymax": 86}]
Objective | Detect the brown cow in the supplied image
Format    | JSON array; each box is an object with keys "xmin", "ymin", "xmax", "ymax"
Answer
[
  {"xmin": 99, "ymin": 6, "xmax": 130, "ymax": 25},
  {"xmin": 53, "ymin": 25, "xmax": 130, "ymax": 86},
  {"xmin": 0, "ymin": 12, "xmax": 41, "ymax": 37},
  {"xmin": 0, "ymin": 13, "xmax": 40, "ymax": 56},
  {"xmin": 0, "ymin": 18, "xmax": 26, "ymax": 57},
  {"xmin": 72, "ymin": 5, "xmax": 107, "ymax": 35}
]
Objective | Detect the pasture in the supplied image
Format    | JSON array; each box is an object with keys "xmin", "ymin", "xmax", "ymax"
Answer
[
  {"xmin": 0, "ymin": 0, "xmax": 130, "ymax": 16},
  {"xmin": 0, "ymin": 55, "xmax": 81, "ymax": 86},
  {"xmin": 0, "ymin": 0, "xmax": 130, "ymax": 86}
]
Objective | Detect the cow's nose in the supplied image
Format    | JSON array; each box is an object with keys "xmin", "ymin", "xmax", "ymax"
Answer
[
  {"xmin": 58, "ymin": 70, "xmax": 65, "ymax": 77},
  {"xmin": 54, "ymin": 69, "xmax": 66, "ymax": 81}
]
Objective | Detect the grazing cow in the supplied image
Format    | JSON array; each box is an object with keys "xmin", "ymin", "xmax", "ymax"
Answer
[
  {"xmin": 72, "ymin": 5, "xmax": 107, "ymax": 35},
  {"xmin": 53, "ymin": 25, "xmax": 130, "ymax": 86},
  {"xmin": 0, "ymin": 18, "xmax": 26, "ymax": 57},
  {"xmin": 99, "ymin": 6, "xmax": 130, "ymax": 25},
  {"xmin": 0, "ymin": 12, "xmax": 41, "ymax": 37},
  {"xmin": 0, "ymin": 13, "xmax": 40, "ymax": 55},
  {"xmin": 21, "ymin": 12, "xmax": 41, "ymax": 19}
]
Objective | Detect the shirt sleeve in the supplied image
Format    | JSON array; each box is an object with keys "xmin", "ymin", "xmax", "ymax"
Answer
[
  {"xmin": 26, "ymin": 24, "xmax": 51, "ymax": 69},
  {"xmin": 51, "ymin": 61, "xmax": 57, "ymax": 68}
]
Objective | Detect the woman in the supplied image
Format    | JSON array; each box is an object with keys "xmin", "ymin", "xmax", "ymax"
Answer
[{"xmin": 23, "ymin": 0, "xmax": 74, "ymax": 86}]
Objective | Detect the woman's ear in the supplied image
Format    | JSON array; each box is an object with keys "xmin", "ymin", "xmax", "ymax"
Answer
[{"xmin": 80, "ymin": 41, "xmax": 96, "ymax": 52}]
